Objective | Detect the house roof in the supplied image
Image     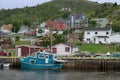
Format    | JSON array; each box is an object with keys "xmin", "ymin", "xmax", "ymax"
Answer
[
  {"xmin": 0, "ymin": 31, "xmax": 8, "ymax": 37},
  {"xmin": 46, "ymin": 20, "xmax": 67, "ymax": 30},
  {"xmin": 67, "ymin": 13, "xmax": 88, "ymax": 24},
  {"xmin": 84, "ymin": 27, "xmax": 111, "ymax": 31},
  {"xmin": 2, "ymin": 24, "xmax": 13, "ymax": 30},
  {"xmin": 53, "ymin": 42, "xmax": 77, "ymax": 48}
]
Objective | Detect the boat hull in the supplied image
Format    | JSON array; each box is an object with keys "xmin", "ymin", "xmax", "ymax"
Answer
[{"xmin": 20, "ymin": 61, "xmax": 62, "ymax": 70}]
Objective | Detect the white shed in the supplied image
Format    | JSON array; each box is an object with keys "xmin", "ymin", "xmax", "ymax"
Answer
[
  {"xmin": 52, "ymin": 43, "xmax": 79, "ymax": 56},
  {"xmin": 110, "ymin": 33, "xmax": 120, "ymax": 43}
]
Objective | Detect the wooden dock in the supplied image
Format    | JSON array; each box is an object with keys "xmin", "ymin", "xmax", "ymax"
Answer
[
  {"xmin": 0, "ymin": 57, "xmax": 20, "ymax": 68},
  {"xmin": 0, "ymin": 56, "xmax": 120, "ymax": 71}
]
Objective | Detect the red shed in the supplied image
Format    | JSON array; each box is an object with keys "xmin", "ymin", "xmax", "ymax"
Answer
[{"xmin": 17, "ymin": 45, "xmax": 40, "ymax": 57}]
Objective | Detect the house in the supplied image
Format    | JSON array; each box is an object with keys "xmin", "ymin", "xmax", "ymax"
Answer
[
  {"xmin": 36, "ymin": 22, "xmax": 50, "ymax": 37},
  {"xmin": 60, "ymin": 7, "xmax": 71, "ymax": 12},
  {"xmin": 17, "ymin": 45, "xmax": 40, "ymax": 57},
  {"xmin": 68, "ymin": 34, "xmax": 81, "ymax": 42},
  {"xmin": 51, "ymin": 43, "xmax": 79, "ymax": 56},
  {"xmin": 66, "ymin": 13, "xmax": 88, "ymax": 30},
  {"xmin": 83, "ymin": 27, "xmax": 112, "ymax": 44},
  {"xmin": 18, "ymin": 25, "xmax": 29, "ymax": 34},
  {"xmin": 24, "ymin": 29, "xmax": 36, "ymax": 36},
  {"xmin": 1, "ymin": 24, "xmax": 13, "ymax": 33},
  {"xmin": 45, "ymin": 20, "xmax": 67, "ymax": 34}
]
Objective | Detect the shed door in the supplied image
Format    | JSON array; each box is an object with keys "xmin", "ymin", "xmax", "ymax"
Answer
[
  {"xmin": 18, "ymin": 48, "xmax": 21, "ymax": 57},
  {"xmin": 52, "ymin": 48, "xmax": 57, "ymax": 54}
]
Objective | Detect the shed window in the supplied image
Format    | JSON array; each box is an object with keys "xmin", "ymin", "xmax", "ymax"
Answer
[{"xmin": 65, "ymin": 47, "xmax": 70, "ymax": 52}]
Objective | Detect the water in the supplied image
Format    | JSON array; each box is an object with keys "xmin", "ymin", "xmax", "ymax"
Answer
[{"xmin": 0, "ymin": 68, "xmax": 120, "ymax": 80}]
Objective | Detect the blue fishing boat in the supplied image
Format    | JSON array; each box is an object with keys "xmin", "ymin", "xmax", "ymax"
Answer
[{"xmin": 20, "ymin": 52, "xmax": 65, "ymax": 69}]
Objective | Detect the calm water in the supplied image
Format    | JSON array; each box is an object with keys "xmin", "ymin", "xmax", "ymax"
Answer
[{"xmin": 0, "ymin": 68, "xmax": 120, "ymax": 80}]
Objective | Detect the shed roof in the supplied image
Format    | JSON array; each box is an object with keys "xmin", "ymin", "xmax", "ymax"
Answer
[
  {"xmin": 17, "ymin": 45, "xmax": 40, "ymax": 48},
  {"xmin": 52, "ymin": 42, "xmax": 77, "ymax": 48}
]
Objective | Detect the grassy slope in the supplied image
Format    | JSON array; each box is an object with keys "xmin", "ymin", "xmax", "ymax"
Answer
[{"xmin": 77, "ymin": 44, "xmax": 120, "ymax": 53}]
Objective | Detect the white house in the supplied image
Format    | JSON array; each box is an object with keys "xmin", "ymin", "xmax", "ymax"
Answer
[
  {"xmin": 110, "ymin": 33, "xmax": 120, "ymax": 43},
  {"xmin": 18, "ymin": 25, "xmax": 29, "ymax": 34},
  {"xmin": 36, "ymin": 22, "xmax": 50, "ymax": 37},
  {"xmin": 52, "ymin": 43, "xmax": 79, "ymax": 56},
  {"xmin": 83, "ymin": 27, "xmax": 112, "ymax": 44}
]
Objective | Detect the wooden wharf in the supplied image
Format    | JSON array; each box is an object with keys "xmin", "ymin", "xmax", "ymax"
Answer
[{"xmin": 0, "ymin": 56, "xmax": 120, "ymax": 71}]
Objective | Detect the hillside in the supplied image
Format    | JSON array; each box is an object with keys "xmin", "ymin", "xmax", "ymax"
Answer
[
  {"xmin": 0, "ymin": 0, "xmax": 100, "ymax": 30},
  {"xmin": 0, "ymin": 0, "xmax": 120, "ymax": 32},
  {"xmin": 90, "ymin": 2, "xmax": 120, "ymax": 32}
]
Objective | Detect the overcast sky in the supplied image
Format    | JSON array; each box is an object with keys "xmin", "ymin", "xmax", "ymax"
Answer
[
  {"xmin": 0, "ymin": 0, "xmax": 51, "ymax": 9},
  {"xmin": 0, "ymin": 0, "xmax": 119, "ymax": 10},
  {"xmin": 90, "ymin": 0, "xmax": 120, "ymax": 4}
]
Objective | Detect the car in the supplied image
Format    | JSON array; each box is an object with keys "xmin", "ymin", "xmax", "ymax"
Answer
[{"xmin": 0, "ymin": 50, "xmax": 8, "ymax": 56}]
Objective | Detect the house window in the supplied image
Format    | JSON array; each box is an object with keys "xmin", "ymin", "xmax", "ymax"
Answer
[
  {"xmin": 106, "ymin": 32, "xmax": 109, "ymax": 35},
  {"xmin": 95, "ymin": 32, "xmax": 97, "ymax": 34},
  {"xmin": 94, "ymin": 38, "xmax": 96, "ymax": 41},
  {"xmin": 87, "ymin": 32, "xmax": 90, "ymax": 34},
  {"xmin": 104, "ymin": 38, "xmax": 106, "ymax": 41},
  {"xmin": 87, "ymin": 38, "xmax": 90, "ymax": 41},
  {"xmin": 65, "ymin": 47, "xmax": 70, "ymax": 52}
]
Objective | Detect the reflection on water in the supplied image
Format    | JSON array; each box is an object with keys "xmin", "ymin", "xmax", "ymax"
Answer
[{"xmin": 0, "ymin": 68, "xmax": 120, "ymax": 80}]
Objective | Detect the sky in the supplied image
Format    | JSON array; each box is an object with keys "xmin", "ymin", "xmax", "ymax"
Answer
[
  {"xmin": 0, "ymin": 0, "xmax": 119, "ymax": 10},
  {"xmin": 0, "ymin": 0, "xmax": 51, "ymax": 9},
  {"xmin": 90, "ymin": 0, "xmax": 120, "ymax": 4}
]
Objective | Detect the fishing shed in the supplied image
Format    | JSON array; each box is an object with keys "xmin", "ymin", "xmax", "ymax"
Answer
[{"xmin": 17, "ymin": 45, "xmax": 40, "ymax": 57}]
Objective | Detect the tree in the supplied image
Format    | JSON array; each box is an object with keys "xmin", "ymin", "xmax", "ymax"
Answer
[
  {"xmin": 89, "ymin": 20, "xmax": 97, "ymax": 27},
  {"xmin": 112, "ymin": 23, "xmax": 120, "ymax": 32},
  {"xmin": 11, "ymin": 21, "xmax": 20, "ymax": 33},
  {"xmin": 42, "ymin": 36, "xmax": 51, "ymax": 47},
  {"xmin": 23, "ymin": 20, "xmax": 31, "ymax": 26},
  {"xmin": 38, "ymin": 29, "xmax": 43, "ymax": 33},
  {"xmin": 113, "ymin": 2, "xmax": 118, "ymax": 7},
  {"xmin": 53, "ymin": 34, "xmax": 67, "ymax": 45},
  {"xmin": 62, "ymin": 12, "xmax": 71, "ymax": 19}
]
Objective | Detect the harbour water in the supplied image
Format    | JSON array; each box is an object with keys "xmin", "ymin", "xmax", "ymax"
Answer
[{"xmin": 0, "ymin": 68, "xmax": 120, "ymax": 80}]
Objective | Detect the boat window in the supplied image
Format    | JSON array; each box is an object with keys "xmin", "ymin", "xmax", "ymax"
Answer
[
  {"xmin": 54, "ymin": 56, "xmax": 57, "ymax": 58},
  {"xmin": 46, "ymin": 55, "xmax": 49, "ymax": 58},
  {"xmin": 38, "ymin": 54, "xmax": 45, "ymax": 58},
  {"xmin": 30, "ymin": 60, "xmax": 36, "ymax": 64}
]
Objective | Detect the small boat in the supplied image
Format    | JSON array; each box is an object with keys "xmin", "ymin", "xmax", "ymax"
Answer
[
  {"xmin": 3, "ymin": 63, "xmax": 11, "ymax": 68},
  {"xmin": 20, "ymin": 52, "xmax": 65, "ymax": 69}
]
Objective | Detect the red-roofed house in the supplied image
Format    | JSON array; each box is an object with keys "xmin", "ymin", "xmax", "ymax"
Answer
[
  {"xmin": 46, "ymin": 20, "xmax": 67, "ymax": 34},
  {"xmin": 1, "ymin": 24, "xmax": 13, "ymax": 33}
]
